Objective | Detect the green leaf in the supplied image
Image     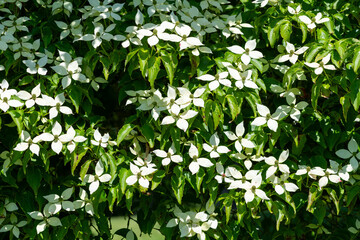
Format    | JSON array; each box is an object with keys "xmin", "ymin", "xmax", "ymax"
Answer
[
  {"xmin": 68, "ymin": 86, "xmax": 83, "ymax": 113},
  {"xmin": 26, "ymin": 166, "xmax": 42, "ymax": 196},
  {"xmin": 268, "ymin": 25, "xmax": 279, "ymax": 48},
  {"xmin": 125, "ymin": 48, "xmax": 140, "ymax": 67},
  {"xmin": 346, "ymin": 185, "xmax": 360, "ymax": 206},
  {"xmin": 171, "ymin": 166, "xmax": 185, "ymax": 204},
  {"xmin": 71, "ymin": 150, "xmax": 87, "ymax": 175},
  {"xmin": 42, "ymin": 26, "xmax": 52, "ymax": 47},
  {"xmin": 353, "ymin": 47, "xmax": 360, "ymax": 73},
  {"xmin": 251, "ymin": 59, "xmax": 264, "ymax": 73},
  {"xmin": 151, "ymin": 170, "xmax": 165, "ymax": 190},
  {"xmin": 100, "ymin": 56, "xmax": 111, "ymax": 80},
  {"xmin": 80, "ymin": 159, "xmax": 92, "ymax": 181},
  {"xmin": 138, "ymin": 48, "xmax": 150, "ymax": 79},
  {"xmin": 126, "ymin": 188, "xmax": 134, "ymax": 212},
  {"xmin": 305, "ymin": 45, "xmax": 323, "ymax": 63},
  {"xmin": 299, "ymin": 22, "xmax": 307, "ymax": 43},
  {"xmin": 116, "ymin": 124, "xmax": 135, "ymax": 145},
  {"xmin": 160, "ymin": 52, "xmax": 175, "ymax": 85},
  {"xmin": 212, "ymin": 101, "xmax": 222, "ymax": 130},
  {"xmin": 340, "ymin": 95, "xmax": 351, "ymax": 121},
  {"xmin": 280, "ymin": 21, "xmax": 292, "ymax": 42},
  {"xmin": 311, "ymin": 77, "xmax": 323, "ymax": 110},
  {"xmin": 140, "ymin": 124, "xmax": 155, "ymax": 148},
  {"xmin": 19, "ymin": 75, "xmax": 34, "ymax": 86},
  {"xmin": 314, "ymin": 200, "xmax": 326, "ymax": 225},
  {"xmin": 7, "ymin": 110, "xmax": 24, "ymax": 134},
  {"xmin": 226, "ymin": 95, "xmax": 239, "ymax": 120},
  {"xmin": 148, "ymin": 56, "xmax": 161, "ymax": 88},
  {"xmin": 119, "ymin": 168, "xmax": 132, "ymax": 194}
]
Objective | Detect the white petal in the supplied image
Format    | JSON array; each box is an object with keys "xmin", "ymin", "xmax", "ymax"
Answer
[
  {"xmin": 227, "ymin": 45, "xmax": 245, "ymax": 54},
  {"xmin": 161, "ymin": 116, "xmax": 175, "ymax": 125},
  {"xmin": 189, "ymin": 161, "xmax": 200, "ymax": 174},
  {"xmin": 275, "ymin": 185, "xmax": 285, "ymax": 195},
  {"xmin": 176, "ymin": 119, "xmax": 189, "ymax": 131},
  {"xmin": 89, "ymin": 181, "xmax": 99, "ymax": 194},
  {"xmin": 266, "ymin": 166, "xmax": 277, "ymax": 179},
  {"xmin": 284, "ymin": 183, "xmax": 299, "ymax": 192},
  {"xmin": 267, "ymin": 119, "xmax": 278, "ymax": 132},
  {"xmin": 244, "ymin": 191, "xmax": 254, "ymax": 203},
  {"xmin": 251, "ymin": 117, "xmax": 267, "ymax": 126},
  {"xmin": 336, "ymin": 149, "xmax": 352, "ymax": 159},
  {"xmin": 126, "ymin": 175, "xmax": 138, "ymax": 185}
]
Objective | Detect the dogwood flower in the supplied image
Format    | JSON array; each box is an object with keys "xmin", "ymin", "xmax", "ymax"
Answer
[
  {"xmin": 329, "ymin": 160, "xmax": 350, "ymax": 181},
  {"xmin": 47, "ymin": 93, "xmax": 73, "ymax": 119},
  {"xmin": 278, "ymin": 42, "xmax": 308, "ymax": 64},
  {"xmin": 161, "ymin": 110, "xmax": 198, "ymax": 132},
  {"xmin": 227, "ymin": 39, "xmax": 263, "ymax": 65},
  {"xmin": 203, "ymin": 133, "xmax": 230, "ymax": 158},
  {"xmin": 288, "ymin": 5, "xmax": 301, "ymax": 15},
  {"xmin": 299, "ymin": 13, "xmax": 329, "ymax": 30},
  {"xmin": 197, "ymin": 72, "xmax": 231, "ymax": 91},
  {"xmin": 188, "ymin": 144, "xmax": 213, "ymax": 174},
  {"xmin": 126, "ymin": 163, "xmax": 156, "ymax": 188},
  {"xmin": 273, "ymin": 93, "xmax": 308, "ymax": 121},
  {"xmin": 251, "ymin": 103, "xmax": 279, "ymax": 132},
  {"xmin": 228, "ymin": 168, "xmax": 259, "ymax": 189},
  {"xmin": 318, "ymin": 168, "xmax": 341, "ymax": 189},
  {"xmin": 176, "ymin": 86, "xmax": 206, "ymax": 108},
  {"xmin": 73, "ymin": 188, "xmax": 94, "ymax": 216},
  {"xmin": 78, "ymin": 23, "xmax": 114, "ymax": 48},
  {"xmin": 83, "ymin": 161, "xmax": 112, "ymax": 194},
  {"xmin": 62, "ymin": 127, "xmax": 87, "ymax": 153},
  {"xmin": 224, "ymin": 121, "xmax": 255, "ymax": 153},
  {"xmin": 240, "ymin": 174, "xmax": 269, "ymax": 203},
  {"xmin": 335, "ymin": 138, "xmax": 360, "ymax": 172},
  {"xmin": 0, "ymin": 213, "xmax": 27, "ymax": 238},
  {"xmin": 37, "ymin": 122, "xmax": 69, "ymax": 154},
  {"xmin": 28, "ymin": 206, "xmax": 62, "ymax": 234},
  {"xmin": 16, "ymin": 84, "xmax": 42, "ymax": 108},
  {"xmin": 91, "ymin": 129, "xmax": 111, "ymax": 148},
  {"xmin": 43, "ymin": 187, "xmax": 74, "ymax": 214},
  {"xmin": 270, "ymin": 173, "xmax": 298, "ymax": 195},
  {"xmin": 234, "ymin": 70, "xmax": 258, "ymax": 89},
  {"xmin": 0, "ymin": 90, "xmax": 23, "ymax": 112},
  {"xmin": 14, "ymin": 130, "xmax": 41, "ymax": 155},
  {"xmin": 265, "ymin": 150, "xmax": 290, "ymax": 179},
  {"xmin": 214, "ymin": 163, "xmax": 234, "ymax": 184},
  {"xmin": 51, "ymin": 50, "xmax": 86, "ymax": 88},
  {"xmin": 231, "ymin": 148, "xmax": 265, "ymax": 170},
  {"xmin": 305, "ymin": 54, "xmax": 336, "ymax": 75},
  {"xmin": 153, "ymin": 145, "xmax": 183, "ymax": 166},
  {"xmin": 23, "ymin": 56, "xmax": 48, "ymax": 75}
]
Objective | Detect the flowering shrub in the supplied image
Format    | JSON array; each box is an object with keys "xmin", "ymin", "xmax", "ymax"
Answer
[{"xmin": 0, "ymin": 0, "xmax": 360, "ymax": 239}]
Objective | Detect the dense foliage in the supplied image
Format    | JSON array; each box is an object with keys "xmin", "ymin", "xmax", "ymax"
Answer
[{"xmin": 0, "ymin": 0, "xmax": 360, "ymax": 239}]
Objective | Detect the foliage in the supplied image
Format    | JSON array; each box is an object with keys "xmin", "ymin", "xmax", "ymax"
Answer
[{"xmin": 0, "ymin": 0, "xmax": 360, "ymax": 239}]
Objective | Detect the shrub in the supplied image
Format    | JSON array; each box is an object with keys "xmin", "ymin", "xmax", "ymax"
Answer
[{"xmin": 0, "ymin": 0, "xmax": 360, "ymax": 239}]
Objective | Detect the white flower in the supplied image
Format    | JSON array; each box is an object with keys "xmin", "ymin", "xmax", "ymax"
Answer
[
  {"xmin": 28, "ymin": 206, "xmax": 62, "ymax": 234},
  {"xmin": 271, "ymin": 174, "xmax": 299, "ymax": 195},
  {"xmin": 318, "ymin": 168, "xmax": 341, "ymax": 189},
  {"xmin": 288, "ymin": 5, "xmax": 301, "ymax": 15},
  {"xmin": 305, "ymin": 54, "xmax": 336, "ymax": 75},
  {"xmin": 203, "ymin": 133, "xmax": 230, "ymax": 158},
  {"xmin": 188, "ymin": 144, "xmax": 213, "ymax": 174},
  {"xmin": 335, "ymin": 138, "xmax": 360, "ymax": 172},
  {"xmin": 278, "ymin": 42, "xmax": 308, "ymax": 64},
  {"xmin": 227, "ymin": 40, "xmax": 263, "ymax": 65},
  {"xmin": 0, "ymin": 90, "xmax": 23, "ymax": 112},
  {"xmin": 153, "ymin": 145, "xmax": 183, "ymax": 166},
  {"xmin": 197, "ymin": 72, "xmax": 231, "ymax": 91},
  {"xmin": 161, "ymin": 110, "xmax": 198, "ymax": 132},
  {"xmin": 234, "ymin": 70, "xmax": 258, "ymax": 90},
  {"xmin": 14, "ymin": 130, "xmax": 41, "ymax": 155},
  {"xmin": 228, "ymin": 168, "xmax": 259, "ymax": 189},
  {"xmin": 91, "ymin": 129, "xmax": 115, "ymax": 148},
  {"xmin": 47, "ymin": 93, "xmax": 73, "ymax": 119},
  {"xmin": 73, "ymin": 188, "xmax": 94, "ymax": 216},
  {"xmin": 224, "ymin": 121, "xmax": 255, "ymax": 153},
  {"xmin": 265, "ymin": 150, "xmax": 290, "ymax": 179},
  {"xmin": 240, "ymin": 174, "xmax": 269, "ymax": 203},
  {"xmin": 16, "ymin": 84, "xmax": 42, "ymax": 108},
  {"xmin": 231, "ymin": 148, "xmax": 265, "ymax": 170},
  {"xmin": 51, "ymin": 50, "xmax": 86, "ymax": 88},
  {"xmin": 214, "ymin": 163, "xmax": 234, "ymax": 184},
  {"xmin": 78, "ymin": 23, "xmax": 114, "ymax": 48},
  {"xmin": 176, "ymin": 86, "xmax": 206, "ymax": 108},
  {"xmin": 273, "ymin": 93, "xmax": 308, "ymax": 122},
  {"xmin": 62, "ymin": 127, "xmax": 87, "ymax": 153},
  {"xmin": 251, "ymin": 104, "xmax": 279, "ymax": 132},
  {"xmin": 0, "ymin": 213, "xmax": 27, "ymax": 238},
  {"xmin": 299, "ymin": 13, "xmax": 329, "ymax": 29},
  {"xmin": 37, "ymin": 122, "xmax": 69, "ymax": 154},
  {"xmin": 83, "ymin": 161, "xmax": 112, "ymax": 194},
  {"xmin": 329, "ymin": 160, "xmax": 350, "ymax": 181},
  {"xmin": 23, "ymin": 56, "xmax": 48, "ymax": 75},
  {"xmin": 43, "ymin": 187, "xmax": 74, "ymax": 214},
  {"xmin": 137, "ymin": 24, "xmax": 169, "ymax": 47},
  {"xmin": 252, "ymin": 0, "xmax": 269, "ymax": 8},
  {"xmin": 126, "ymin": 163, "xmax": 156, "ymax": 188}
]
